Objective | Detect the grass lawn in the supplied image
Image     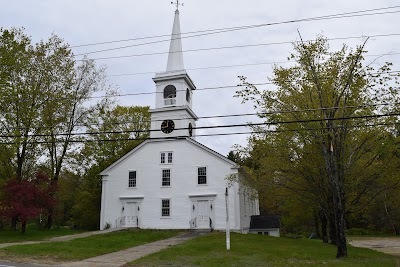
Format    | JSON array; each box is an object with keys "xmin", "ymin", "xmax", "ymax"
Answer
[
  {"xmin": 129, "ymin": 232, "xmax": 400, "ymax": 267},
  {"xmin": 0, "ymin": 226, "xmax": 86, "ymax": 243},
  {"xmin": 0, "ymin": 229, "xmax": 179, "ymax": 261}
]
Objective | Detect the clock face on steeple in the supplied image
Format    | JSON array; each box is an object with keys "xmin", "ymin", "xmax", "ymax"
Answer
[{"xmin": 161, "ymin": 120, "xmax": 175, "ymax": 134}]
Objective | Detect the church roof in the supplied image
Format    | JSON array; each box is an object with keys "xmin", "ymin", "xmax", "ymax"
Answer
[{"xmin": 100, "ymin": 137, "xmax": 239, "ymax": 176}]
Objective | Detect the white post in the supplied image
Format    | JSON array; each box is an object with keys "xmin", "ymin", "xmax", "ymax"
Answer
[{"xmin": 225, "ymin": 187, "xmax": 230, "ymax": 251}]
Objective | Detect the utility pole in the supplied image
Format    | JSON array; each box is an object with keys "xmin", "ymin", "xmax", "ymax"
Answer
[{"xmin": 225, "ymin": 187, "xmax": 230, "ymax": 251}]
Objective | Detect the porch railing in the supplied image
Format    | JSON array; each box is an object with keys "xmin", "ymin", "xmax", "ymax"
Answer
[
  {"xmin": 164, "ymin": 98, "xmax": 176, "ymax": 106},
  {"xmin": 115, "ymin": 216, "xmax": 138, "ymax": 228},
  {"xmin": 189, "ymin": 217, "xmax": 197, "ymax": 230},
  {"xmin": 189, "ymin": 216, "xmax": 213, "ymax": 230}
]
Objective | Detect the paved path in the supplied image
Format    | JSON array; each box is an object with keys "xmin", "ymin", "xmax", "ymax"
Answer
[
  {"xmin": 59, "ymin": 232, "xmax": 202, "ymax": 267},
  {"xmin": 349, "ymin": 237, "xmax": 400, "ymax": 256},
  {"xmin": 0, "ymin": 228, "xmax": 122, "ymax": 249}
]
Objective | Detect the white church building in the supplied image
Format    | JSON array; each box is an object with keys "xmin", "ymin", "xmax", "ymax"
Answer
[{"xmin": 99, "ymin": 7, "xmax": 259, "ymax": 232}]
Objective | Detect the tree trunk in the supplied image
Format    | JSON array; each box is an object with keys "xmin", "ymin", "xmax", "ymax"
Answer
[
  {"xmin": 21, "ymin": 220, "xmax": 26, "ymax": 234},
  {"xmin": 46, "ymin": 179, "xmax": 58, "ymax": 229},
  {"xmin": 329, "ymin": 155, "xmax": 347, "ymax": 258},
  {"xmin": 320, "ymin": 211, "xmax": 329, "ymax": 243},
  {"xmin": 384, "ymin": 196, "xmax": 399, "ymax": 235},
  {"xmin": 314, "ymin": 210, "xmax": 320, "ymax": 238},
  {"xmin": 328, "ymin": 214, "xmax": 337, "ymax": 245},
  {"xmin": 46, "ymin": 208, "xmax": 53, "ymax": 229},
  {"xmin": 11, "ymin": 216, "xmax": 18, "ymax": 230}
]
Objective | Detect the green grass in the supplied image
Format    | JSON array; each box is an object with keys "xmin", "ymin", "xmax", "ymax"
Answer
[
  {"xmin": 0, "ymin": 229, "xmax": 179, "ymax": 261},
  {"xmin": 129, "ymin": 232, "xmax": 400, "ymax": 267},
  {"xmin": 0, "ymin": 226, "xmax": 86, "ymax": 243}
]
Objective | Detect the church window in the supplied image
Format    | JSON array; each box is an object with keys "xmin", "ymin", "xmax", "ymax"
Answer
[
  {"xmin": 197, "ymin": 167, "xmax": 207, "ymax": 185},
  {"xmin": 162, "ymin": 169, "xmax": 171, "ymax": 186},
  {"xmin": 164, "ymin": 85, "xmax": 176, "ymax": 106},
  {"xmin": 161, "ymin": 199, "xmax": 170, "ymax": 217},
  {"xmin": 161, "ymin": 152, "xmax": 173, "ymax": 164},
  {"xmin": 128, "ymin": 171, "xmax": 136, "ymax": 187},
  {"xmin": 186, "ymin": 88, "xmax": 190, "ymax": 103}
]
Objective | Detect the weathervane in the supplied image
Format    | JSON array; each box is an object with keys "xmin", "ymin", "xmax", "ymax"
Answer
[{"xmin": 171, "ymin": 0, "xmax": 184, "ymax": 10}]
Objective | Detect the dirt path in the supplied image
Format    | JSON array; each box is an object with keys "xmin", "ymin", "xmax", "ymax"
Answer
[{"xmin": 349, "ymin": 237, "xmax": 400, "ymax": 256}]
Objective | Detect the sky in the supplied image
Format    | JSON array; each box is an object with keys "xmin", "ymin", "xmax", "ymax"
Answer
[{"xmin": 1, "ymin": 0, "xmax": 399, "ymax": 156}]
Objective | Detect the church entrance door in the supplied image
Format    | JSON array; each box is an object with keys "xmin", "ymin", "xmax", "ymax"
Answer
[
  {"xmin": 196, "ymin": 200, "xmax": 211, "ymax": 229},
  {"xmin": 125, "ymin": 202, "xmax": 138, "ymax": 227}
]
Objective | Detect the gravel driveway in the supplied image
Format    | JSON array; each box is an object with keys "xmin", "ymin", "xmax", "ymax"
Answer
[{"xmin": 349, "ymin": 237, "xmax": 400, "ymax": 256}]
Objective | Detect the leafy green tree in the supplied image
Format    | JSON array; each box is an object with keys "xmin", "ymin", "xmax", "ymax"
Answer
[
  {"xmin": 0, "ymin": 28, "xmax": 116, "ymax": 228},
  {"xmin": 0, "ymin": 28, "xmax": 45, "ymax": 181},
  {"xmin": 65, "ymin": 105, "xmax": 150, "ymax": 229},
  {"xmin": 235, "ymin": 36, "xmax": 400, "ymax": 258}
]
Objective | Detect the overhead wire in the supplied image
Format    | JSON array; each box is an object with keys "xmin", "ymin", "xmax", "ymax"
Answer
[
  {"xmin": 1, "ymin": 101, "xmax": 400, "ymax": 131},
  {"xmin": 71, "ymin": 5, "xmax": 400, "ymax": 48},
  {"xmin": 1, "ymin": 69, "xmax": 399, "ymax": 112},
  {"xmin": 0, "ymin": 120, "xmax": 398, "ymax": 145},
  {"xmin": 80, "ymin": 33, "xmax": 400, "ymax": 61},
  {"xmin": 1, "ymin": 111, "xmax": 399, "ymax": 139},
  {"xmin": 106, "ymin": 53, "xmax": 400, "ymax": 77},
  {"xmin": 73, "ymin": 6, "xmax": 400, "ymax": 56},
  {"xmin": 86, "ymin": 69, "xmax": 400, "ymax": 100}
]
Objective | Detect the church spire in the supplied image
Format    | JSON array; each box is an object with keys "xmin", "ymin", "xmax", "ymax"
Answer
[{"xmin": 166, "ymin": 8, "xmax": 184, "ymax": 72}]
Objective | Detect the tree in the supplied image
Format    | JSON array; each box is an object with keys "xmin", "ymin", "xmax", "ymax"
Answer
[
  {"xmin": 0, "ymin": 28, "xmax": 116, "ymax": 228},
  {"xmin": 64, "ymin": 105, "xmax": 150, "ymax": 229},
  {"xmin": 235, "ymin": 36, "xmax": 400, "ymax": 258},
  {"xmin": 0, "ymin": 28, "xmax": 44, "ymax": 181},
  {"xmin": 0, "ymin": 172, "xmax": 56, "ymax": 233}
]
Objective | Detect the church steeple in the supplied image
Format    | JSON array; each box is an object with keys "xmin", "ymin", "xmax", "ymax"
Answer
[
  {"xmin": 150, "ymin": 6, "xmax": 198, "ymax": 139},
  {"xmin": 166, "ymin": 9, "xmax": 184, "ymax": 72}
]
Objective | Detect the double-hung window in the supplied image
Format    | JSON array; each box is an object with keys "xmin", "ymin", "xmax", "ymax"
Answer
[
  {"xmin": 128, "ymin": 171, "xmax": 136, "ymax": 187},
  {"xmin": 162, "ymin": 169, "xmax": 171, "ymax": 186},
  {"xmin": 161, "ymin": 199, "xmax": 170, "ymax": 217},
  {"xmin": 160, "ymin": 152, "xmax": 173, "ymax": 164},
  {"xmin": 198, "ymin": 167, "xmax": 207, "ymax": 185}
]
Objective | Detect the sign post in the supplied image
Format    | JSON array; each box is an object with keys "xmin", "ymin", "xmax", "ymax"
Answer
[{"xmin": 225, "ymin": 187, "xmax": 230, "ymax": 251}]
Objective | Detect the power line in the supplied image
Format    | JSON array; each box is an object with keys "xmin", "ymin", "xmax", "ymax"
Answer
[
  {"xmin": 73, "ymin": 7, "xmax": 400, "ymax": 56},
  {"xmin": 71, "ymin": 5, "xmax": 400, "ymax": 48},
  {"xmin": 1, "ymin": 112, "xmax": 398, "ymax": 139},
  {"xmin": 106, "ymin": 60, "xmax": 292, "ymax": 77},
  {"xmin": 1, "ymin": 68, "xmax": 398, "ymax": 113},
  {"xmin": 81, "ymin": 33, "xmax": 400, "ymax": 61},
  {"xmin": 1, "ymin": 68, "xmax": 399, "ymax": 111},
  {"xmin": 88, "ymin": 69, "xmax": 400, "ymax": 100},
  {"xmin": 2, "ymin": 101, "xmax": 400, "ymax": 131},
  {"xmin": 0, "ymin": 120, "xmax": 397, "ymax": 145},
  {"xmin": 106, "ymin": 53, "xmax": 400, "ymax": 77}
]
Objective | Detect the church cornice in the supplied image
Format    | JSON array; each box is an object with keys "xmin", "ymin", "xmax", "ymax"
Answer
[
  {"xmin": 153, "ymin": 70, "xmax": 196, "ymax": 90},
  {"xmin": 149, "ymin": 105, "xmax": 198, "ymax": 120}
]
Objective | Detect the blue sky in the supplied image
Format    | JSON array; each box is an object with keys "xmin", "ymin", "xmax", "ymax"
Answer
[{"xmin": 2, "ymin": 0, "xmax": 399, "ymax": 155}]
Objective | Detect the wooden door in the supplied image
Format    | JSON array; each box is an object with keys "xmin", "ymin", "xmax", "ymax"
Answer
[
  {"xmin": 125, "ymin": 202, "xmax": 138, "ymax": 227},
  {"xmin": 196, "ymin": 200, "xmax": 210, "ymax": 229}
]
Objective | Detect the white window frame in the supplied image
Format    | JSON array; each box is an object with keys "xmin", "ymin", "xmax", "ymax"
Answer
[
  {"xmin": 197, "ymin": 166, "xmax": 207, "ymax": 185},
  {"xmin": 128, "ymin": 171, "xmax": 137, "ymax": 188},
  {"xmin": 167, "ymin": 152, "xmax": 173, "ymax": 163},
  {"xmin": 162, "ymin": 169, "xmax": 171, "ymax": 187},
  {"xmin": 161, "ymin": 199, "xmax": 171, "ymax": 217},
  {"xmin": 160, "ymin": 151, "xmax": 173, "ymax": 164},
  {"xmin": 160, "ymin": 152, "xmax": 166, "ymax": 164}
]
